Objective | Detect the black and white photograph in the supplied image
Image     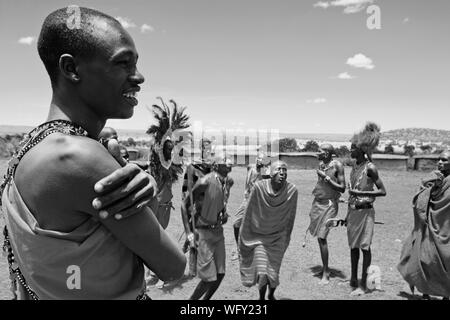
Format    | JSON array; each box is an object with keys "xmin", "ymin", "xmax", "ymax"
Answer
[{"xmin": 0, "ymin": 0, "xmax": 449, "ymax": 307}]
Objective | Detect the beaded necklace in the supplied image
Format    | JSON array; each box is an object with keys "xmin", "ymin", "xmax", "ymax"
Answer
[
  {"xmin": 1, "ymin": 119, "xmax": 88, "ymax": 300},
  {"xmin": 350, "ymin": 160, "xmax": 369, "ymax": 190}
]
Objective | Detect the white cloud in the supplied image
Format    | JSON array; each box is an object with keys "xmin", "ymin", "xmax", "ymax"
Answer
[
  {"xmin": 115, "ymin": 16, "xmax": 136, "ymax": 29},
  {"xmin": 337, "ymin": 72, "xmax": 355, "ymax": 79},
  {"xmin": 140, "ymin": 24, "xmax": 155, "ymax": 33},
  {"xmin": 313, "ymin": 0, "xmax": 374, "ymax": 14},
  {"xmin": 18, "ymin": 36, "xmax": 35, "ymax": 45},
  {"xmin": 313, "ymin": 1, "xmax": 330, "ymax": 9},
  {"xmin": 306, "ymin": 98, "xmax": 327, "ymax": 104},
  {"xmin": 346, "ymin": 53, "xmax": 375, "ymax": 70},
  {"xmin": 403, "ymin": 17, "xmax": 410, "ymax": 24}
]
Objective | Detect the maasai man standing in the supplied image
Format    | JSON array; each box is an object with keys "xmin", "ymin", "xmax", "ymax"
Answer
[
  {"xmin": 145, "ymin": 98, "xmax": 190, "ymax": 288},
  {"xmin": 239, "ymin": 161, "xmax": 298, "ymax": 300},
  {"xmin": 308, "ymin": 144, "xmax": 345, "ymax": 284},
  {"xmin": 397, "ymin": 151, "xmax": 450, "ymax": 300},
  {"xmin": 0, "ymin": 7, "xmax": 185, "ymax": 299},
  {"xmin": 231, "ymin": 153, "xmax": 270, "ymax": 260},
  {"xmin": 346, "ymin": 122, "xmax": 386, "ymax": 296},
  {"xmin": 147, "ymin": 97, "xmax": 190, "ymax": 230},
  {"xmin": 181, "ymin": 138, "xmax": 214, "ymax": 277},
  {"xmin": 182, "ymin": 157, "xmax": 233, "ymax": 300}
]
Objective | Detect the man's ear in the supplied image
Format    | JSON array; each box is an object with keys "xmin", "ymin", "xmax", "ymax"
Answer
[{"xmin": 58, "ymin": 54, "xmax": 80, "ymax": 83}]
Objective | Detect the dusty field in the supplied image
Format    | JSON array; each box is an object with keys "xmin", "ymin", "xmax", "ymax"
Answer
[{"xmin": 0, "ymin": 159, "xmax": 435, "ymax": 300}]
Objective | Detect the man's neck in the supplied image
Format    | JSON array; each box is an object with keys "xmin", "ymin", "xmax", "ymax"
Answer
[
  {"xmin": 215, "ymin": 172, "xmax": 226, "ymax": 182},
  {"xmin": 271, "ymin": 180, "xmax": 284, "ymax": 193},
  {"xmin": 322, "ymin": 157, "xmax": 332, "ymax": 165},
  {"xmin": 355, "ymin": 156, "xmax": 366, "ymax": 165},
  {"xmin": 47, "ymin": 90, "xmax": 106, "ymax": 139}
]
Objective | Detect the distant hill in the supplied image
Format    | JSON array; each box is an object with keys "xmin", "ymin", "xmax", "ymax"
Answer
[
  {"xmin": 281, "ymin": 133, "xmax": 352, "ymax": 142},
  {"xmin": 381, "ymin": 128, "xmax": 450, "ymax": 144},
  {"xmin": 2, "ymin": 125, "xmax": 449, "ymax": 145}
]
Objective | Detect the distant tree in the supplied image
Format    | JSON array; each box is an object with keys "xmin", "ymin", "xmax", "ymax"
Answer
[
  {"xmin": 384, "ymin": 144, "xmax": 394, "ymax": 154},
  {"xmin": 404, "ymin": 145, "xmax": 415, "ymax": 157},
  {"xmin": 302, "ymin": 140, "xmax": 320, "ymax": 152},
  {"xmin": 336, "ymin": 145, "xmax": 350, "ymax": 158},
  {"xmin": 433, "ymin": 148, "xmax": 445, "ymax": 155},
  {"xmin": 420, "ymin": 145, "xmax": 432, "ymax": 154},
  {"xmin": 273, "ymin": 138, "xmax": 300, "ymax": 153}
]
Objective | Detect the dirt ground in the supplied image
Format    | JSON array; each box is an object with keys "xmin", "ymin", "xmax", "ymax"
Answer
[{"xmin": 0, "ymin": 159, "xmax": 437, "ymax": 300}]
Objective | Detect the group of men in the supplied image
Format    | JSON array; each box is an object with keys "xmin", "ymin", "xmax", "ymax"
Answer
[
  {"xmin": 154, "ymin": 123, "xmax": 385, "ymax": 300},
  {"xmin": 1, "ymin": 6, "xmax": 449, "ymax": 300}
]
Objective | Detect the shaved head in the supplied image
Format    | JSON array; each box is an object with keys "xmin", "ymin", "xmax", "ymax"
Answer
[
  {"xmin": 99, "ymin": 127, "xmax": 118, "ymax": 140},
  {"xmin": 270, "ymin": 160, "xmax": 287, "ymax": 176},
  {"xmin": 37, "ymin": 7, "xmax": 124, "ymax": 86}
]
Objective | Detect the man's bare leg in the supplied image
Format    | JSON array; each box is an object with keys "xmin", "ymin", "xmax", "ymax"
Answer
[
  {"xmin": 202, "ymin": 273, "xmax": 225, "ymax": 300},
  {"xmin": 231, "ymin": 227, "xmax": 240, "ymax": 261},
  {"xmin": 318, "ymin": 238, "xmax": 330, "ymax": 284},
  {"xmin": 190, "ymin": 280, "xmax": 211, "ymax": 300},
  {"xmin": 258, "ymin": 275, "xmax": 269, "ymax": 300},
  {"xmin": 350, "ymin": 248, "xmax": 360, "ymax": 288},
  {"xmin": 258, "ymin": 284, "xmax": 267, "ymax": 300},
  {"xmin": 361, "ymin": 248, "xmax": 371, "ymax": 292},
  {"xmin": 268, "ymin": 286, "xmax": 276, "ymax": 300}
]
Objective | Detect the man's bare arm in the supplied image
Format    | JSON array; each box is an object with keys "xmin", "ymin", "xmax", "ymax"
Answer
[
  {"xmin": 50, "ymin": 136, "xmax": 186, "ymax": 281},
  {"xmin": 92, "ymin": 138, "xmax": 158, "ymax": 220}
]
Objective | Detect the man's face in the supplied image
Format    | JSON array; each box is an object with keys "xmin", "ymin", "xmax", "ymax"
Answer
[
  {"xmin": 270, "ymin": 162, "xmax": 287, "ymax": 185},
  {"xmin": 256, "ymin": 157, "xmax": 263, "ymax": 169},
  {"xmin": 201, "ymin": 141, "xmax": 212, "ymax": 159},
  {"xmin": 216, "ymin": 163, "xmax": 232, "ymax": 177},
  {"xmin": 438, "ymin": 152, "xmax": 450, "ymax": 175},
  {"xmin": 76, "ymin": 19, "xmax": 145, "ymax": 120},
  {"xmin": 350, "ymin": 143, "xmax": 362, "ymax": 159},
  {"xmin": 163, "ymin": 140, "xmax": 174, "ymax": 161}
]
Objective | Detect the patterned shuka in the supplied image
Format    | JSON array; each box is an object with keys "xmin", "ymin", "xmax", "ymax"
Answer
[
  {"xmin": 233, "ymin": 165, "xmax": 264, "ymax": 228},
  {"xmin": 195, "ymin": 172, "xmax": 232, "ymax": 281},
  {"xmin": 397, "ymin": 175, "xmax": 450, "ymax": 297},
  {"xmin": 346, "ymin": 161, "xmax": 376, "ymax": 250},
  {"xmin": 239, "ymin": 179, "xmax": 298, "ymax": 288},
  {"xmin": 308, "ymin": 160, "xmax": 341, "ymax": 239}
]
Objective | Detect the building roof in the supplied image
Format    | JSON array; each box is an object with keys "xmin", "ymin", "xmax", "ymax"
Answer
[
  {"xmin": 412, "ymin": 154, "xmax": 440, "ymax": 159},
  {"xmin": 279, "ymin": 152, "xmax": 319, "ymax": 157},
  {"xmin": 372, "ymin": 154, "xmax": 409, "ymax": 160}
]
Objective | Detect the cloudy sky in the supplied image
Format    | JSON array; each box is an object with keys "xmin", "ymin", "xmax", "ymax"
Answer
[{"xmin": 0, "ymin": 0, "xmax": 449, "ymax": 134}]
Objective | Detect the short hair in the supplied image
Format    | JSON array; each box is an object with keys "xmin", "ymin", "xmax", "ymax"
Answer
[{"xmin": 37, "ymin": 7, "xmax": 121, "ymax": 86}]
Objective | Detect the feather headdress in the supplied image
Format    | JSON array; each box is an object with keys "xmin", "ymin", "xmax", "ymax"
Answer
[
  {"xmin": 146, "ymin": 97, "xmax": 191, "ymax": 187},
  {"xmin": 351, "ymin": 122, "xmax": 381, "ymax": 160}
]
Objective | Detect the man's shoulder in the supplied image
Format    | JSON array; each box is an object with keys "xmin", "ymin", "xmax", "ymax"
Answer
[
  {"xmin": 17, "ymin": 133, "xmax": 119, "ymax": 189},
  {"xmin": 331, "ymin": 159, "xmax": 344, "ymax": 168},
  {"xmin": 253, "ymin": 179, "xmax": 266, "ymax": 189},
  {"xmin": 367, "ymin": 162, "xmax": 379, "ymax": 172},
  {"xmin": 14, "ymin": 133, "xmax": 119, "ymax": 219},
  {"xmin": 25, "ymin": 133, "xmax": 112, "ymax": 171}
]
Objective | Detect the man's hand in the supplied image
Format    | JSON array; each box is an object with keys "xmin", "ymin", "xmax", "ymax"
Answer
[
  {"xmin": 316, "ymin": 169, "xmax": 327, "ymax": 179},
  {"xmin": 92, "ymin": 163, "xmax": 157, "ymax": 220},
  {"xmin": 92, "ymin": 138, "xmax": 157, "ymax": 220}
]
